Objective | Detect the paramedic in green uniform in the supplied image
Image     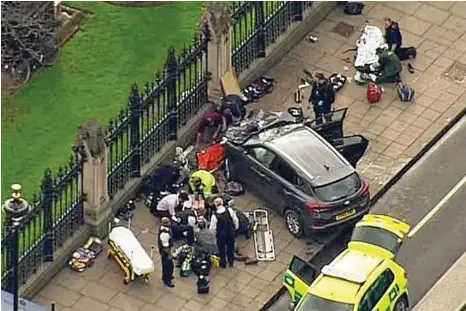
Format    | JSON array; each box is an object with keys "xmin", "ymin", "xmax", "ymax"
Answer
[{"xmin": 189, "ymin": 169, "xmax": 218, "ymax": 200}]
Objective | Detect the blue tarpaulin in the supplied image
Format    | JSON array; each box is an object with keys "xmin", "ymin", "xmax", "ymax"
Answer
[{"xmin": 1, "ymin": 290, "xmax": 50, "ymax": 311}]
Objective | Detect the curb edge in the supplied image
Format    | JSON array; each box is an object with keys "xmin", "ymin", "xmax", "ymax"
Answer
[{"xmin": 258, "ymin": 106, "xmax": 466, "ymax": 311}]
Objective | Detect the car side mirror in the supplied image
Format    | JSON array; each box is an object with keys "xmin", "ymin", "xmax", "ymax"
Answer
[{"xmin": 288, "ymin": 302, "xmax": 295, "ymax": 310}]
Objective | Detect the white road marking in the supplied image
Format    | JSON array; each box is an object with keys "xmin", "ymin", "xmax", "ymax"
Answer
[
  {"xmin": 408, "ymin": 174, "xmax": 466, "ymax": 238},
  {"xmin": 413, "ymin": 251, "xmax": 466, "ymax": 311}
]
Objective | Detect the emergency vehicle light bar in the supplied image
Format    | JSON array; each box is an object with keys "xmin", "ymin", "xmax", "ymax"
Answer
[{"xmin": 321, "ymin": 265, "xmax": 366, "ymax": 284}]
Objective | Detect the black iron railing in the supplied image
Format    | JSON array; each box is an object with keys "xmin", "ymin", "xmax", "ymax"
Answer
[
  {"xmin": 231, "ymin": 1, "xmax": 313, "ymax": 75},
  {"xmin": 1, "ymin": 153, "xmax": 84, "ymax": 292},
  {"xmin": 107, "ymin": 25, "xmax": 210, "ymax": 199}
]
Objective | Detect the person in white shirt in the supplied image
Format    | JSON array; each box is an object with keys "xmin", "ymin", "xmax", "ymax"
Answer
[
  {"xmin": 154, "ymin": 192, "xmax": 189, "ymax": 221},
  {"xmin": 209, "ymin": 198, "xmax": 239, "ymax": 268}
]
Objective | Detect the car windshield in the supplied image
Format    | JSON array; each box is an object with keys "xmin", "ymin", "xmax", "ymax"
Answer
[
  {"xmin": 351, "ymin": 226, "xmax": 400, "ymax": 254},
  {"xmin": 313, "ymin": 173, "xmax": 361, "ymax": 202},
  {"xmin": 246, "ymin": 124, "xmax": 301, "ymax": 145},
  {"xmin": 296, "ymin": 294, "xmax": 354, "ymax": 311}
]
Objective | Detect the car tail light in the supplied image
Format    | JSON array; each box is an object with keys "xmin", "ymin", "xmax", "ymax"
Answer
[
  {"xmin": 360, "ymin": 181, "xmax": 370, "ymax": 197},
  {"xmin": 306, "ymin": 203, "xmax": 332, "ymax": 212}
]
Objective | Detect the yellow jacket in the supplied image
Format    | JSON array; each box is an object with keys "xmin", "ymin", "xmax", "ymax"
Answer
[{"xmin": 189, "ymin": 170, "xmax": 216, "ymax": 198}]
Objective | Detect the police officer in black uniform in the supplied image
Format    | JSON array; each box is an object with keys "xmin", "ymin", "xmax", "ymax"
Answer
[
  {"xmin": 158, "ymin": 217, "xmax": 175, "ymax": 287},
  {"xmin": 209, "ymin": 198, "xmax": 239, "ymax": 268}
]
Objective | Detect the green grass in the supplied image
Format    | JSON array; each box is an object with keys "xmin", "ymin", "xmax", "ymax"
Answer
[{"xmin": 1, "ymin": 1, "xmax": 205, "ymax": 199}]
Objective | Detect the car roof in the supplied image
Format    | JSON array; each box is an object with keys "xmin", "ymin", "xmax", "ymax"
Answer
[
  {"xmin": 266, "ymin": 127, "xmax": 354, "ymax": 186},
  {"xmin": 309, "ymin": 249, "xmax": 386, "ymax": 304}
]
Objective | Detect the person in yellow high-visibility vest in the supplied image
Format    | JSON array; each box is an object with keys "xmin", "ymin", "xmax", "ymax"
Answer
[{"xmin": 189, "ymin": 169, "xmax": 218, "ymax": 200}]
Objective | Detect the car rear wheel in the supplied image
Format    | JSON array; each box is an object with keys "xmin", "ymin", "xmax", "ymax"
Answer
[
  {"xmin": 285, "ymin": 209, "xmax": 304, "ymax": 238},
  {"xmin": 394, "ymin": 296, "xmax": 408, "ymax": 311}
]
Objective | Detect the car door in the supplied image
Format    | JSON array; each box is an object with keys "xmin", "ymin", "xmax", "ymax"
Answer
[
  {"xmin": 306, "ymin": 107, "xmax": 348, "ymax": 142},
  {"xmin": 242, "ymin": 146, "xmax": 281, "ymax": 204},
  {"xmin": 283, "ymin": 256, "xmax": 317, "ymax": 304},
  {"xmin": 350, "ymin": 214, "xmax": 411, "ymax": 259},
  {"xmin": 333, "ymin": 134, "xmax": 369, "ymax": 168},
  {"xmin": 267, "ymin": 157, "xmax": 310, "ymax": 215}
]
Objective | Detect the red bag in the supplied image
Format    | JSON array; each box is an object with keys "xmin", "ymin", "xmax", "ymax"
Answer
[
  {"xmin": 367, "ymin": 83, "xmax": 382, "ymax": 104},
  {"xmin": 197, "ymin": 144, "xmax": 225, "ymax": 172}
]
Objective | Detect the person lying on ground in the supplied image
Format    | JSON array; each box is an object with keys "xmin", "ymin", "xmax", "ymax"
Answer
[{"xmin": 195, "ymin": 111, "xmax": 225, "ymax": 150}]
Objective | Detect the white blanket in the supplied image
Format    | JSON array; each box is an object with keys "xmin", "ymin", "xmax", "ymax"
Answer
[
  {"xmin": 354, "ymin": 25, "xmax": 388, "ymax": 67},
  {"xmin": 109, "ymin": 226, "xmax": 155, "ymax": 276}
]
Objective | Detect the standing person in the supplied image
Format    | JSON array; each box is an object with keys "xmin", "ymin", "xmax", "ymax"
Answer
[
  {"xmin": 209, "ymin": 198, "xmax": 239, "ymax": 268},
  {"xmin": 195, "ymin": 111, "xmax": 226, "ymax": 150},
  {"xmin": 158, "ymin": 217, "xmax": 175, "ymax": 288},
  {"xmin": 308, "ymin": 73, "xmax": 335, "ymax": 123}
]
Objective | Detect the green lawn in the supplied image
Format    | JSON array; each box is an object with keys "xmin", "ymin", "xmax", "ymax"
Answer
[{"xmin": 1, "ymin": 1, "xmax": 205, "ymax": 199}]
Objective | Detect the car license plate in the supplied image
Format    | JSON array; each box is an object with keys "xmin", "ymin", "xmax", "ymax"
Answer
[{"xmin": 336, "ymin": 209, "xmax": 356, "ymax": 221}]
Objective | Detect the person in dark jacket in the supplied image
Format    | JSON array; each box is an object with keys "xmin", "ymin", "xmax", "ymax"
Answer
[
  {"xmin": 220, "ymin": 95, "xmax": 247, "ymax": 126},
  {"xmin": 384, "ymin": 17, "xmax": 402, "ymax": 55},
  {"xmin": 308, "ymin": 73, "xmax": 335, "ymax": 123},
  {"xmin": 209, "ymin": 198, "xmax": 239, "ymax": 268},
  {"xmin": 158, "ymin": 217, "xmax": 175, "ymax": 287}
]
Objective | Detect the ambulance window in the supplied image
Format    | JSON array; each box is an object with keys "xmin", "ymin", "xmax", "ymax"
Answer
[{"xmin": 289, "ymin": 256, "xmax": 316, "ymax": 285}]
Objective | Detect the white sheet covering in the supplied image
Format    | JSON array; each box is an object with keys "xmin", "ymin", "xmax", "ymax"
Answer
[
  {"xmin": 354, "ymin": 25, "xmax": 387, "ymax": 67},
  {"xmin": 109, "ymin": 226, "xmax": 155, "ymax": 276}
]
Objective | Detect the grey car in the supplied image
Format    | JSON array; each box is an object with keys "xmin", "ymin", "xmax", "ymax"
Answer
[{"xmin": 225, "ymin": 108, "xmax": 370, "ymax": 237}]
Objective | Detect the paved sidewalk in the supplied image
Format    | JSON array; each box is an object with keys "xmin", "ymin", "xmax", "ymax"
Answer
[
  {"xmin": 414, "ymin": 251, "xmax": 466, "ymax": 311},
  {"xmin": 33, "ymin": 2, "xmax": 466, "ymax": 311}
]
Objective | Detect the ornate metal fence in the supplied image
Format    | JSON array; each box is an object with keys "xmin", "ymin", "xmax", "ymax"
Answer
[
  {"xmin": 107, "ymin": 26, "xmax": 210, "ymax": 199},
  {"xmin": 1, "ymin": 151, "xmax": 85, "ymax": 292},
  {"xmin": 231, "ymin": 1, "xmax": 313, "ymax": 75}
]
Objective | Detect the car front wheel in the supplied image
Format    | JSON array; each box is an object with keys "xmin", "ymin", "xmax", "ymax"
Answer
[
  {"xmin": 285, "ymin": 209, "xmax": 304, "ymax": 238},
  {"xmin": 394, "ymin": 296, "xmax": 409, "ymax": 311}
]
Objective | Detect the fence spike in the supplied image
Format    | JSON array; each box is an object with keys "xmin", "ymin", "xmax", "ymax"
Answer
[
  {"xmin": 57, "ymin": 166, "xmax": 64, "ymax": 180},
  {"xmin": 108, "ymin": 120, "xmax": 114, "ymax": 133},
  {"xmin": 155, "ymin": 71, "xmax": 162, "ymax": 85},
  {"xmin": 119, "ymin": 108, "xmax": 126, "ymax": 121},
  {"xmin": 165, "ymin": 47, "xmax": 178, "ymax": 73},
  {"xmin": 69, "ymin": 154, "xmax": 75, "ymax": 169},
  {"xmin": 144, "ymin": 82, "xmax": 150, "ymax": 96}
]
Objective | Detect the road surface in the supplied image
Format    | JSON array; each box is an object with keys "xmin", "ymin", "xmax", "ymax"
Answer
[{"xmin": 266, "ymin": 116, "xmax": 466, "ymax": 310}]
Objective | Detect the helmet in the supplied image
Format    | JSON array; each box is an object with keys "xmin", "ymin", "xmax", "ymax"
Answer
[{"xmin": 191, "ymin": 176, "xmax": 202, "ymax": 188}]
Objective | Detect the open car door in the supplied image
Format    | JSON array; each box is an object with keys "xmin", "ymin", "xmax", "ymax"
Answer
[
  {"xmin": 349, "ymin": 214, "xmax": 411, "ymax": 259},
  {"xmin": 283, "ymin": 256, "xmax": 317, "ymax": 303},
  {"xmin": 306, "ymin": 107, "xmax": 348, "ymax": 142},
  {"xmin": 333, "ymin": 134, "xmax": 369, "ymax": 168}
]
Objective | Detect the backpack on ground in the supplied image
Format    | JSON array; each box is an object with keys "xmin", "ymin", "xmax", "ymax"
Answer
[
  {"xmin": 344, "ymin": 2, "xmax": 364, "ymax": 15},
  {"xmin": 397, "ymin": 83, "xmax": 415, "ymax": 102},
  {"xmin": 367, "ymin": 83, "xmax": 382, "ymax": 104}
]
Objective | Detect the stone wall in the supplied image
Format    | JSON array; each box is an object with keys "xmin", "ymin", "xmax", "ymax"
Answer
[{"xmin": 19, "ymin": 1, "xmax": 337, "ymax": 299}]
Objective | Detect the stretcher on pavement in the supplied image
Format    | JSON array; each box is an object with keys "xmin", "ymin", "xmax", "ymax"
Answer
[
  {"xmin": 253, "ymin": 209, "xmax": 276, "ymax": 261},
  {"xmin": 108, "ymin": 224, "xmax": 155, "ymax": 284}
]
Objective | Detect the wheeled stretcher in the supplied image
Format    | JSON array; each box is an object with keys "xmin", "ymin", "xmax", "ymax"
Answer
[
  {"xmin": 253, "ymin": 209, "xmax": 276, "ymax": 261},
  {"xmin": 108, "ymin": 226, "xmax": 155, "ymax": 284}
]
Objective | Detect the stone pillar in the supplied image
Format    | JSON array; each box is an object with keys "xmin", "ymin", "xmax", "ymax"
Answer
[
  {"xmin": 202, "ymin": 3, "xmax": 234, "ymax": 99},
  {"xmin": 76, "ymin": 118, "xmax": 112, "ymax": 238}
]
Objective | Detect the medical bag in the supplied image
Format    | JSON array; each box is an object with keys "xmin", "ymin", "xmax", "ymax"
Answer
[{"xmin": 367, "ymin": 83, "xmax": 382, "ymax": 104}]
